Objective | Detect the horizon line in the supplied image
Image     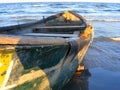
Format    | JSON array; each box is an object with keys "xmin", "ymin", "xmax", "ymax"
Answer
[{"xmin": 0, "ymin": 0, "xmax": 120, "ymax": 3}]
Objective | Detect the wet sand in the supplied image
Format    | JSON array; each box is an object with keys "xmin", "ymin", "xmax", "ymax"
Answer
[{"xmin": 62, "ymin": 68, "xmax": 120, "ymax": 90}]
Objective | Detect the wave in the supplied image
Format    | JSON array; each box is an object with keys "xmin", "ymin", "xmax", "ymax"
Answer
[
  {"xmin": 94, "ymin": 36, "xmax": 120, "ymax": 42},
  {"xmin": 103, "ymin": 9, "xmax": 120, "ymax": 12},
  {"xmin": 11, "ymin": 16, "xmax": 30, "ymax": 19},
  {"xmin": 110, "ymin": 37, "xmax": 120, "ymax": 41},
  {"xmin": 32, "ymin": 4, "xmax": 48, "ymax": 7},
  {"xmin": 88, "ymin": 19, "xmax": 120, "ymax": 22},
  {"xmin": 0, "ymin": 11, "xmax": 8, "ymax": 14}
]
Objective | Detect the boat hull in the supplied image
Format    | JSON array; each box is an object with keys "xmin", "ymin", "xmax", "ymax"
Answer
[
  {"xmin": 0, "ymin": 11, "xmax": 94, "ymax": 90},
  {"xmin": 0, "ymin": 35, "xmax": 92, "ymax": 90}
]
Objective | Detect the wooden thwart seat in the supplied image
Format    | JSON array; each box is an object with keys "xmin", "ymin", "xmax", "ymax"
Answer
[
  {"xmin": 32, "ymin": 25, "xmax": 85, "ymax": 34},
  {"xmin": 23, "ymin": 33, "xmax": 79, "ymax": 38},
  {"xmin": 33, "ymin": 25, "xmax": 85, "ymax": 29}
]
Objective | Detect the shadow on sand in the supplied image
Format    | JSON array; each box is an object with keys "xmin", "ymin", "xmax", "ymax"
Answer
[{"xmin": 62, "ymin": 69, "xmax": 91, "ymax": 90}]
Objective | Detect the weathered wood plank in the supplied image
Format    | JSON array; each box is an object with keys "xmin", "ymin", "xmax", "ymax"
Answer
[
  {"xmin": 34, "ymin": 25, "xmax": 85, "ymax": 29},
  {"xmin": 0, "ymin": 35, "xmax": 67, "ymax": 45},
  {"xmin": 24, "ymin": 33, "xmax": 78, "ymax": 38}
]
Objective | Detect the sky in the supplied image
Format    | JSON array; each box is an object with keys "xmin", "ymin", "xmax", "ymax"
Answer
[{"xmin": 0, "ymin": 0, "xmax": 120, "ymax": 3}]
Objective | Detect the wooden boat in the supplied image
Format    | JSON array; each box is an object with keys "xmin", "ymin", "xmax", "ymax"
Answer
[{"xmin": 0, "ymin": 11, "xmax": 94, "ymax": 90}]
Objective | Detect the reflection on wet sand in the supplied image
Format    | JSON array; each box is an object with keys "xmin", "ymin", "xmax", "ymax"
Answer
[{"xmin": 62, "ymin": 69, "xmax": 91, "ymax": 90}]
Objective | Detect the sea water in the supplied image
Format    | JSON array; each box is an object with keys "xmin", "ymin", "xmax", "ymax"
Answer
[{"xmin": 0, "ymin": 2, "xmax": 120, "ymax": 90}]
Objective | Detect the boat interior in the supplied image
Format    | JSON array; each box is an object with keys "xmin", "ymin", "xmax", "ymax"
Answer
[{"xmin": 0, "ymin": 11, "xmax": 87, "ymax": 39}]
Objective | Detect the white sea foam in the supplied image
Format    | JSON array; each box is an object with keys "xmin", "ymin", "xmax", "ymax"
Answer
[
  {"xmin": 88, "ymin": 19, "xmax": 120, "ymax": 22},
  {"xmin": 110, "ymin": 37, "xmax": 120, "ymax": 41},
  {"xmin": 32, "ymin": 4, "xmax": 48, "ymax": 7}
]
